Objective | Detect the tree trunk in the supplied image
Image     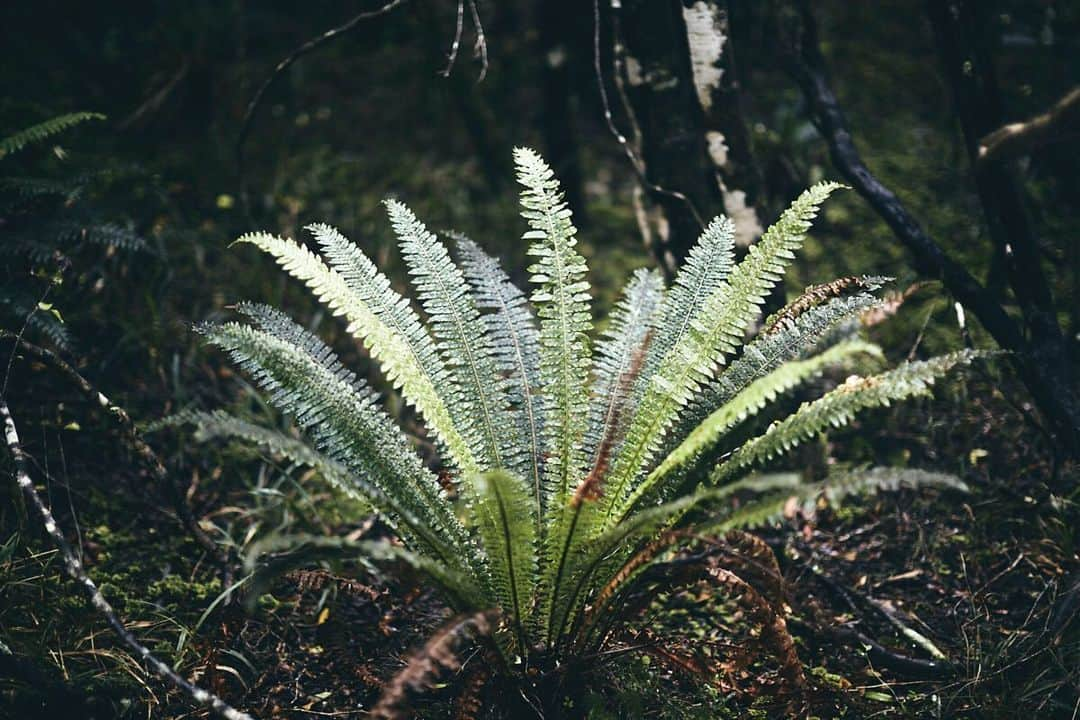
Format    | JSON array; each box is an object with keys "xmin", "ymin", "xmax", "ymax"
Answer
[
  {"xmin": 617, "ymin": 0, "xmax": 724, "ymax": 268},
  {"xmin": 539, "ymin": 0, "xmax": 589, "ymax": 224},
  {"xmin": 926, "ymin": 0, "xmax": 1080, "ymax": 453}
]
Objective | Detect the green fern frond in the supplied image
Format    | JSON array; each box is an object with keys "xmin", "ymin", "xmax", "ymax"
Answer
[
  {"xmin": 666, "ymin": 281, "xmax": 886, "ymax": 454},
  {"xmin": 0, "ymin": 292, "xmax": 73, "ymax": 350},
  {"xmin": 197, "ymin": 310, "xmax": 470, "ymax": 563},
  {"xmin": 0, "ymin": 175, "xmax": 88, "ymax": 206},
  {"xmin": 712, "ymin": 350, "xmax": 981, "ymax": 484},
  {"xmin": 472, "ymin": 470, "xmax": 539, "ymax": 653},
  {"xmin": 155, "ymin": 409, "xmax": 373, "ymax": 514},
  {"xmin": 388, "ymin": 201, "xmax": 518, "ymax": 475},
  {"xmin": 9, "ymin": 220, "xmax": 149, "ymax": 262},
  {"xmin": 704, "ymin": 467, "xmax": 967, "ymax": 533},
  {"xmin": 306, "ymin": 221, "xmax": 447, "ymax": 398},
  {"xmin": 515, "ymin": 147, "xmax": 596, "ymax": 643},
  {"xmin": 234, "ymin": 230, "xmax": 479, "ymax": 479},
  {"xmin": 584, "ymin": 268, "xmax": 664, "ymax": 474},
  {"xmin": 626, "ymin": 339, "xmax": 882, "ymax": 516},
  {"xmin": 600, "ymin": 183, "xmax": 844, "ymax": 531},
  {"xmin": 0, "ymin": 112, "xmax": 106, "ymax": 158},
  {"xmin": 637, "ymin": 216, "xmax": 735, "ymax": 398},
  {"xmin": 455, "ymin": 234, "xmax": 546, "ymax": 518},
  {"xmin": 515, "ymin": 147, "xmax": 593, "ymax": 512}
]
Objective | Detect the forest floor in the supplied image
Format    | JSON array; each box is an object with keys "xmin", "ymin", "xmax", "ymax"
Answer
[{"xmin": 0, "ymin": 356, "xmax": 1077, "ymax": 719}]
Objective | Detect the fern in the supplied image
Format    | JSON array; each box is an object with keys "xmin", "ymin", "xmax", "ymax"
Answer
[
  {"xmin": 599, "ymin": 183, "xmax": 843, "ymax": 529},
  {"xmin": 196, "ymin": 306, "xmax": 470, "ymax": 565},
  {"xmin": 0, "ymin": 112, "xmax": 105, "ymax": 158},
  {"xmin": 455, "ymin": 235, "xmax": 546, "ymax": 519},
  {"xmin": 629, "ymin": 338, "xmax": 882, "ymax": 513},
  {"xmin": 234, "ymin": 229, "xmax": 481, "ymax": 482},
  {"xmin": 1, "ymin": 112, "xmax": 147, "ymax": 353},
  {"xmin": 472, "ymin": 470, "xmax": 538, "ymax": 654},
  {"xmin": 389, "ymin": 201, "xmax": 518, "ymax": 474},
  {"xmin": 584, "ymin": 268, "xmax": 664, "ymax": 477},
  {"xmin": 179, "ymin": 150, "xmax": 984, "ymax": 710},
  {"xmin": 515, "ymin": 147, "xmax": 592, "ymax": 513},
  {"xmin": 711, "ymin": 350, "xmax": 981, "ymax": 484}
]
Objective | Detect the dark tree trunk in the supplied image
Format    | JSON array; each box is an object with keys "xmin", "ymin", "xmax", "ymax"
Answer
[
  {"xmin": 926, "ymin": 0, "xmax": 1080, "ymax": 453},
  {"xmin": 618, "ymin": 0, "xmax": 724, "ymax": 267},
  {"xmin": 539, "ymin": 0, "xmax": 588, "ymax": 225},
  {"xmin": 782, "ymin": 1, "xmax": 1079, "ymax": 455},
  {"xmin": 693, "ymin": 1, "xmax": 771, "ymax": 248}
]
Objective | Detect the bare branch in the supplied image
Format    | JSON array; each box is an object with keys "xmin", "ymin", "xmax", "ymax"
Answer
[
  {"xmin": 0, "ymin": 398, "xmax": 255, "ymax": 720},
  {"xmin": 235, "ymin": 0, "xmax": 408, "ymax": 196},
  {"xmin": 441, "ymin": 0, "xmax": 465, "ymax": 77},
  {"xmin": 978, "ymin": 86, "xmax": 1080, "ymax": 167},
  {"xmin": 0, "ymin": 330, "xmax": 228, "ymax": 568},
  {"xmin": 780, "ymin": 5, "xmax": 1023, "ymax": 354},
  {"xmin": 468, "ymin": 0, "xmax": 488, "ymax": 82},
  {"xmin": 782, "ymin": 1, "xmax": 1079, "ymax": 452}
]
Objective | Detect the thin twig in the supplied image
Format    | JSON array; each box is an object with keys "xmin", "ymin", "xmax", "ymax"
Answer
[
  {"xmin": 441, "ymin": 0, "xmax": 465, "ymax": 76},
  {"xmin": 0, "ymin": 331, "xmax": 228, "ymax": 571},
  {"xmin": 1, "ymin": 399, "xmax": 255, "ymax": 720},
  {"xmin": 592, "ymin": 0, "xmax": 705, "ymax": 231},
  {"xmin": 467, "ymin": 0, "xmax": 488, "ymax": 82},
  {"xmin": 235, "ymin": 0, "xmax": 408, "ymax": 206},
  {"xmin": 2, "ymin": 278, "xmax": 54, "ymax": 397}
]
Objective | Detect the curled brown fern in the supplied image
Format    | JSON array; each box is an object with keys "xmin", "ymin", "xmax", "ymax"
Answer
[{"xmin": 372, "ymin": 610, "xmax": 496, "ymax": 720}]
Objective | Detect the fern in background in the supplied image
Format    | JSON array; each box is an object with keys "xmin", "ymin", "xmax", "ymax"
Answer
[
  {"xmin": 171, "ymin": 148, "xmax": 981, "ymax": 713},
  {"xmin": 1, "ymin": 112, "xmax": 149, "ymax": 351}
]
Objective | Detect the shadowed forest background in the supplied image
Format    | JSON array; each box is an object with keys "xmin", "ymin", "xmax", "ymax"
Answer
[{"xmin": 1, "ymin": 1, "xmax": 1077, "ymax": 718}]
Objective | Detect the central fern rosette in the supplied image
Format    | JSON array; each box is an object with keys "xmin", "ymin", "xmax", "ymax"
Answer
[{"xmin": 172, "ymin": 148, "xmax": 975, "ymax": 702}]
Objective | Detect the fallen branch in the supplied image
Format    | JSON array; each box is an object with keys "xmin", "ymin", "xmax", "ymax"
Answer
[
  {"xmin": 978, "ymin": 86, "xmax": 1080, "ymax": 167},
  {"xmin": 792, "ymin": 544, "xmax": 955, "ymax": 679},
  {"xmin": 1, "ymin": 398, "xmax": 255, "ymax": 720},
  {"xmin": 0, "ymin": 331, "xmax": 228, "ymax": 570}
]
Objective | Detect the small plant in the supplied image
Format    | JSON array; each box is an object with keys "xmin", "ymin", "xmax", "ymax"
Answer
[
  {"xmin": 1, "ymin": 112, "xmax": 149, "ymax": 350},
  {"xmin": 177, "ymin": 148, "xmax": 975, "ymax": 716}
]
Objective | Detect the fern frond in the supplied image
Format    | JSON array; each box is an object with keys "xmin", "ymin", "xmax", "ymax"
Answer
[
  {"xmin": 455, "ymin": 234, "xmax": 546, "ymax": 518},
  {"xmin": 234, "ymin": 230, "xmax": 479, "ymax": 479},
  {"xmin": 637, "ymin": 216, "xmax": 735, "ymax": 398},
  {"xmin": 155, "ymin": 408, "xmax": 372, "ymax": 511},
  {"xmin": 514, "ymin": 147, "xmax": 593, "ymax": 511},
  {"xmin": 245, "ymin": 534, "xmax": 485, "ymax": 611},
  {"xmin": 388, "ymin": 201, "xmax": 518, "ymax": 476},
  {"xmin": 472, "ymin": 470, "xmax": 539, "ymax": 653},
  {"xmin": 704, "ymin": 467, "xmax": 967, "ymax": 533},
  {"xmin": 666, "ymin": 282, "xmax": 886, "ymax": 454},
  {"xmin": 549, "ymin": 472, "xmax": 799, "ymax": 649},
  {"xmin": 197, "ymin": 311, "xmax": 471, "ymax": 564},
  {"xmin": 0, "ymin": 112, "xmax": 106, "ymax": 158},
  {"xmin": 0, "ymin": 292, "xmax": 73, "ymax": 351},
  {"xmin": 0, "ymin": 175, "xmax": 88, "ymax": 206},
  {"xmin": 236, "ymin": 303, "xmax": 464, "ymax": 537},
  {"xmin": 514, "ymin": 147, "xmax": 594, "ymax": 641},
  {"xmin": 600, "ymin": 183, "xmax": 844, "ymax": 530},
  {"xmin": 584, "ymin": 268, "xmax": 664, "ymax": 478},
  {"xmin": 626, "ymin": 339, "xmax": 882, "ymax": 515},
  {"xmin": 712, "ymin": 350, "xmax": 981, "ymax": 484}
]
